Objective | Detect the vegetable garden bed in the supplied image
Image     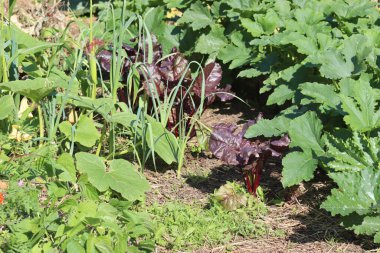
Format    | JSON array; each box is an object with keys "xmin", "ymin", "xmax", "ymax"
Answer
[{"xmin": 1, "ymin": 0, "xmax": 380, "ymax": 252}]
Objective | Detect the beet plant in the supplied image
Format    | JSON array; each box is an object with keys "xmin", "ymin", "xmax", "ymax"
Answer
[
  {"xmin": 209, "ymin": 114, "xmax": 289, "ymax": 195},
  {"xmin": 96, "ymin": 34, "xmax": 234, "ymax": 175}
]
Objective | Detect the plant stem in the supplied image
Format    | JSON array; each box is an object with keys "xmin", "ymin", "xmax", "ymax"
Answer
[
  {"xmin": 96, "ymin": 122, "xmax": 107, "ymax": 156},
  {"xmin": 0, "ymin": 0, "xmax": 8, "ymax": 82},
  {"xmin": 37, "ymin": 104, "xmax": 44, "ymax": 147},
  {"xmin": 89, "ymin": 0, "xmax": 98, "ymax": 100}
]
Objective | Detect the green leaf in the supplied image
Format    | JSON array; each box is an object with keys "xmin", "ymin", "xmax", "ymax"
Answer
[
  {"xmin": 0, "ymin": 95, "xmax": 16, "ymax": 120},
  {"xmin": 218, "ymin": 44, "xmax": 251, "ymax": 69},
  {"xmin": 195, "ymin": 25, "xmax": 228, "ymax": 55},
  {"xmin": 289, "ymin": 111, "xmax": 324, "ymax": 155},
  {"xmin": 300, "ymin": 82, "xmax": 340, "ymax": 109},
  {"xmin": 282, "ymin": 151, "xmax": 318, "ymax": 187},
  {"xmin": 56, "ymin": 153, "xmax": 77, "ymax": 182},
  {"xmin": 69, "ymin": 97, "xmax": 114, "ymax": 119},
  {"xmin": 245, "ymin": 115, "xmax": 291, "ymax": 138},
  {"xmin": 226, "ymin": 0, "xmax": 256, "ymax": 10},
  {"xmin": 75, "ymin": 116, "xmax": 100, "ymax": 147},
  {"xmin": 353, "ymin": 216, "xmax": 380, "ymax": 242},
  {"xmin": 237, "ymin": 68, "xmax": 262, "ymax": 78},
  {"xmin": 267, "ymin": 85, "xmax": 295, "ymax": 105},
  {"xmin": 340, "ymin": 80, "xmax": 380, "ymax": 132},
  {"xmin": 112, "ymin": 112, "xmax": 178, "ymax": 165},
  {"xmin": 255, "ymin": 9, "xmax": 281, "ymax": 34},
  {"xmin": 321, "ymin": 168, "xmax": 380, "ymax": 216},
  {"xmin": 241, "ymin": 18, "xmax": 263, "ymax": 37},
  {"xmin": 67, "ymin": 240, "xmax": 86, "ymax": 253},
  {"xmin": 76, "ymin": 153, "xmax": 150, "ymax": 201},
  {"xmin": 325, "ymin": 132, "xmax": 379, "ymax": 172},
  {"xmin": 0, "ymin": 77, "xmax": 67, "ymax": 102},
  {"xmin": 95, "ymin": 237, "xmax": 114, "ymax": 253},
  {"xmin": 59, "ymin": 116, "xmax": 100, "ymax": 148},
  {"xmin": 177, "ymin": 2, "xmax": 213, "ymax": 31},
  {"xmin": 318, "ymin": 49, "xmax": 354, "ymax": 79}
]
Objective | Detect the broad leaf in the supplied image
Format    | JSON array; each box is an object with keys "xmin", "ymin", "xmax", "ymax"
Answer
[
  {"xmin": 177, "ymin": 2, "xmax": 213, "ymax": 30},
  {"xmin": 289, "ymin": 111, "xmax": 324, "ymax": 155},
  {"xmin": 195, "ymin": 25, "xmax": 228, "ymax": 55},
  {"xmin": 76, "ymin": 153, "xmax": 150, "ymax": 201},
  {"xmin": 267, "ymin": 85, "xmax": 295, "ymax": 106},
  {"xmin": 59, "ymin": 116, "xmax": 100, "ymax": 148},
  {"xmin": 0, "ymin": 95, "xmax": 16, "ymax": 120},
  {"xmin": 325, "ymin": 132, "xmax": 380, "ymax": 172},
  {"xmin": 282, "ymin": 151, "xmax": 318, "ymax": 187},
  {"xmin": 245, "ymin": 115, "xmax": 291, "ymax": 138},
  {"xmin": 340, "ymin": 80, "xmax": 380, "ymax": 132},
  {"xmin": 321, "ymin": 168, "xmax": 380, "ymax": 216},
  {"xmin": 112, "ymin": 112, "xmax": 179, "ymax": 165},
  {"xmin": 318, "ymin": 49, "xmax": 354, "ymax": 79},
  {"xmin": 0, "ymin": 77, "xmax": 67, "ymax": 102},
  {"xmin": 56, "ymin": 153, "xmax": 77, "ymax": 182},
  {"xmin": 300, "ymin": 82, "xmax": 340, "ymax": 109}
]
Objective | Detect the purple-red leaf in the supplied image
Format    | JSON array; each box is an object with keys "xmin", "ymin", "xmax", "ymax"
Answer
[
  {"xmin": 209, "ymin": 114, "xmax": 289, "ymax": 166},
  {"xmin": 216, "ymin": 84, "xmax": 235, "ymax": 102},
  {"xmin": 141, "ymin": 64, "xmax": 164, "ymax": 97},
  {"xmin": 159, "ymin": 49, "xmax": 190, "ymax": 82},
  {"xmin": 97, "ymin": 50, "xmax": 112, "ymax": 72}
]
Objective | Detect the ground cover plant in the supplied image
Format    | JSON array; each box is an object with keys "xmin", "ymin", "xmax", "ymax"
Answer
[{"xmin": 149, "ymin": 182, "xmax": 270, "ymax": 251}]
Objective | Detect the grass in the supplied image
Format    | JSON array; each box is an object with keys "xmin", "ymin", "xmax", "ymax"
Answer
[{"xmin": 148, "ymin": 189, "xmax": 274, "ymax": 251}]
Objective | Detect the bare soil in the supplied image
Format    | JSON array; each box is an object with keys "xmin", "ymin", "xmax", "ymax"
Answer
[{"xmin": 145, "ymin": 102, "xmax": 378, "ymax": 253}]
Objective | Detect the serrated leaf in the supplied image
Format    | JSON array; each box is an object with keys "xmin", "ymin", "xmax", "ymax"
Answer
[
  {"xmin": 76, "ymin": 153, "xmax": 150, "ymax": 201},
  {"xmin": 255, "ymin": 9, "xmax": 281, "ymax": 34},
  {"xmin": 321, "ymin": 168, "xmax": 380, "ymax": 216},
  {"xmin": 325, "ymin": 132, "xmax": 379, "ymax": 172},
  {"xmin": 245, "ymin": 115, "xmax": 291, "ymax": 138},
  {"xmin": 195, "ymin": 25, "xmax": 228, "ymax": 55},
  {"xmin": 299, "ymin": 82, "xmax": 340, "ymax": 109},
  {"xmin": 241, "ymin": 18, "xmax": 263, "ymax": 37},
  {"xmin": 237, "ymin": 68, "xmax": 262, "ymax": 78},
  {"xmin": 318, "ymin": 49, "xmax": 354, "ymax": 79},
  {"xmin": 340, "ymin": 81, "xmax": 380, "ymax": 132},
  {"xmin": 218, "ymin": 44, "xmax": 251, "ymax": 69},
  {"xmin": 289, "ymin": 111, "xmax": 324, "ymax": 155},
  {"xmin": 267, "ymin": 85, "xmax": 295, "ymax": 105},
  {"xmin": 353, "ymin": 216, "xmax": 380, "ymax": 240},
  {"xmin": 177, "ymin": 2, "xmax": 213, "ymax": 30},
  {"xmin": 282, "ymin": 151, "xmax": 318, "ymax": 187}
]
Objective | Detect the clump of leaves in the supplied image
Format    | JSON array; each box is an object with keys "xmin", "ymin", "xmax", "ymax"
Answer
[
  {"xmin": 97, "ymin": 35, "xmax": 234, "ymax": 135},
  {"xmin": 149, "ymin": 197, "xmax": 268, "ymax": 251},
  {"xmin": 209, "ymin": 114, "xmax": 289, "ymax": 195},
  {"xmin": 211, "ymin": 181, "xmax": 247, "ymax": 211},
  {"xmin": 320, "ymin": 132, "xmax": 380, "ymax": 243}
]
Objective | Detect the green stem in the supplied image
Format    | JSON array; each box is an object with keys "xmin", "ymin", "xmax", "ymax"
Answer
[
  {"xmin": 89, "ymin": 0, "xmax": 97, "ymax": 100},
  {"xmin": 0, "ymin": 0, "xmax": 8, "ymax": 82},
  {"xmin": 96, "ymin": 122, "xmax": 107, "ymax": 156},
  {"xmin": 37, "ymin": 104, "xmax": 44, "ymax": 147}
]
